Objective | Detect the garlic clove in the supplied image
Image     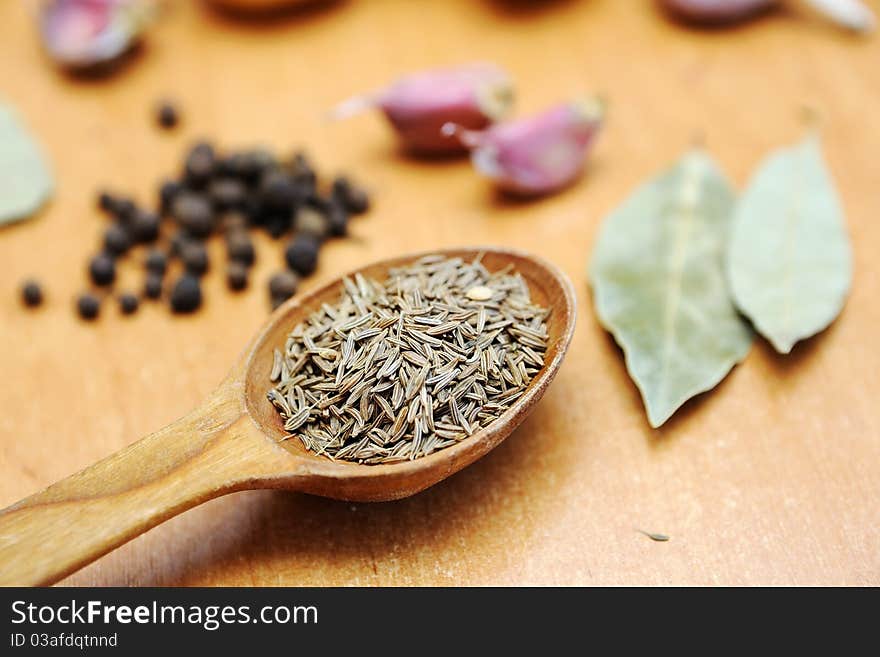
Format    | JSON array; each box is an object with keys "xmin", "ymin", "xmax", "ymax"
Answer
[
  {"xmin": 39, "ymin": 0, "xmax": 156, "ymax": 71},
  {"xmin": 331, "ymin": 63, "xmax": 514, "ymax": 155},
  {"xmin": 446, "ymin": 97, "xmax": 605, "ymax": 196}
]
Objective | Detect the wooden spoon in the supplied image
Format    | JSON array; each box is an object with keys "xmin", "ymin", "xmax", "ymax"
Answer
[{"xmin": 0, "ymin": 247, "xmax": 576, "ymax": 586}]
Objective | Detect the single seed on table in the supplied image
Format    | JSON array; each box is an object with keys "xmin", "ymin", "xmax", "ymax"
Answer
[
  {"xmin": 144, "ymin": 272, "xmax": 163, "ymax": 300},
  {"xmin": 294, "ymin": 207, "xmax": 329, "ymax": 242},
  {"xmin": 227, "ymin": 262, "xmax": 248, "ymax": 291},
  {"xmin": 76, "ymin": 293, "xmax": 100, "ymax": 320},
  {"xmin": 169, "ymin": 274, "xmax": 202, "ymax": 313},
  {"xmin": 21, "ymin": 279, "xmax": 43, "ymax": 308},
  {"xmin": 184, "ymin": 142, "xmax": 216, "ymax": 187},
  {"xmin": 156, "ymin": 100, "xmax": 180, "ymax": 130},
  {"xmin": 130, "ymin": 209, "xmax": 160, "ymax": 243},
  {"xmin": 225, "ymin": 230, "xmax": 255, "ymax": 266},
  {"xmin": 145, "ymin": 248, "xmax": 167, "ymax": 275},
  {"xmin": 89, "ymin": 253, "xmax": 116, "ymax": 287},
  {"xmin": 172, "ymin": 192, "xmax": 214, "ymax": 238},
  {"xmin": 103, "ymin": 223, "xmax": 131, "ymax": 256},
  {"xmin": 269, "ymin": 271, "xmax": 299, "ymax": 308},
  {"xmin": 118, "ymin": 292, "xmax": 139, "ymax": 315},
  {"xmin": 285, "ymin": 234, "xmax": 320, "ymax": 276},
  {"xmin": 181, "ymin": 242, "xmax": 209, "ymax": 277}
]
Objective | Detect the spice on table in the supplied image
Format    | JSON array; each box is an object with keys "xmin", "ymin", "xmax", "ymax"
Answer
[
  {"xmin": 144, "ymin": 272, "xmax": 163, "ymax": 300},
  {"xmin": 103, "ymin": 223, "xmax": 132, "ymax": 256},
  {"xmin": 332, "ymin": 177, "xmax": 370, "ymax": 215},
  {"xmin": 268, "ymin": 271, "xmax": 298, "ymax": 308},
  {"xmin": 181, "ymin": 241, "xmax": 209, "ymax": 276},
  {"xmin": 267, "ymin": 254, "xmax": 549, "ymax": 464},
  {"xmin": 294, "ymin": 208, "xmax": 329, "ymax": 242},
  {"xmin": 89, "ymin": 253, "xmax": 116, "ymax": 286},
  {"xmin": 130, "ymin": 209, "xmax": 160, "ymax": 243},
  {"xmin": 638, "ymin": 530, "xmax": 670, "ymax": 542},
  {"xmin": 118, "ymin": 292, "xmax": 139, "ymax": 315},
  {"xmin": 21, "ymin": 280, "xmax": 44, "ymax": 308},
  {"xmin": 330, "ymin": 63, "xmax": 515, "ymax": 155},
  {"xmin": 172, "ymin": 192, "xmax": 214, "ymax": 238},
  {"xmin": 76, "ymin": 292, "xmax": 100, "ymax": 320},
  {"xmin": 145, "ymin": 248, "xmax": 167, "ymax": 275},
  {"xmin": 169, "ymin": 274, "xmax": 202, "ymax": 313},
  {"xmin": 156, "ymin": 100, "xmax": 180, "ymax": 130},
  {"xmin": 285, "ymin": 234, "xmax": 320, "ymax": 276},
  {"xmin": 226, "ymin": 262, "xmax": 248, "ymax": 292},
  {"xmin": 226, "ymin": 231, "xmax": 255, "ymax": 266}
]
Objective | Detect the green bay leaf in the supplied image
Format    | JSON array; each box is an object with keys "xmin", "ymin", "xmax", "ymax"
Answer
[
  {"xmin": 727, "ymin": 135, "xmax": 852, "ymax": 354},
  {"xmin": 589, "ymin": 150, "xmax": 753, "ymax": 428},
  {"xmin": 0, "ymin": 102, "xmax": 53, "ymax": 226}
]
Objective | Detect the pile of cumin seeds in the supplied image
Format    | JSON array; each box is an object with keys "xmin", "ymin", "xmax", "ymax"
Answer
[{"xmin": 267, "ymin": 254, "xmax": 550, "ymax": 464}]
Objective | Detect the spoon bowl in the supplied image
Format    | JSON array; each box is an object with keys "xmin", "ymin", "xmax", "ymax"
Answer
[{"xmin": 0, "ymin": 247, "xmax": 576, "ymax": 585}]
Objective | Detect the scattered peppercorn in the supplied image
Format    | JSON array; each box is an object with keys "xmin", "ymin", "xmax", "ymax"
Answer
[
  {"xmin": 159, "ymin": 179, "xmax": 182, "ymax": 215},
  {"xmin": 145, "ymin": 248, "xmax": 167, "ymax": 274},
  {"xmin": 156, "ymin": 101, "xmax": 180, "ymax": 130},
  {"xmin": 172, "ymin": 192, "xmax": 214, "ymax": 238},
  {"xmin": 325, "ymin": 201, "xmax": 350, "ymax": 237},
  {"xmin": 170, "ymin": 274, "xmax": 202, "ymax": 313},
  {"xmin": 130, "ymin": 209, "xmax": 161, "ymax": 243},
  {"xmin": 332, "ymin": 176, "xmax": 370, "ymax": 215},
  {"xmin": 118, "ymin": 292, "xmax": 139, "ymax": 315},
  {"xmin": 226, "ymin": 231, "xmax": 255, "ymax": 266},
  {"xmin": 89, "ymin": 253, "xmax": 116, "ymax": 286},
  {"xmin": 70, "ymin": 142, "xmax": 369, "ymax": 323},
  {"xmin": 144, "ymin": 272, "xmax": 163, "ymax": 299},
  {"xmin": 114, "ymin": 198, "xmax": 137, "ymax": 224},
  {"xmin": 181, "ymin": 241, "xmax": 209, "ymax": 276},
  {"xmin": 21, "ymin": 279, "xmax": 43, "ymax": 308},
  {"xmin": 227, "ymin": 262, "xmax": 248, "ymax": 291},
  {"xmin": 295, "ymin": 207, "xmax": 329, "ymax": 242},
  {"xmin": 285, "ymin": 234, "xmax": 320, "ymax": 276},
  {"xmin": 184, "ymin": 142, "xmax": 215, "ymax": 187},
  {"xmin": 269, "ymin": 270, "xmax": 299, "ymax": 308},
  {"xmin": 103, "ymin": 223, "xmax": 132, "ymax": 256},
  {"xmin": 77, "ymin": 293, "xmax": 100, "ymax": 320}
]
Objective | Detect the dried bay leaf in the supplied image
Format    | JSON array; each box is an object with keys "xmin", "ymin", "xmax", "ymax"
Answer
[
  {"xmin": 589, "ymin": 150, "xmax": 753, "ymax": 428},
  {"xmin": 727, "ymin": 135, "xmax": 852, "ymax": 354},
  {"xmin": 0, "ymin": 102, "xmax": 54, "ymax": 227}
]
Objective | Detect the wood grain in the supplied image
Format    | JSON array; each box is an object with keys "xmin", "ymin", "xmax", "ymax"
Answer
[{"xmin": 0, "ymin": 0, "xmax": 877, "ymax": 586}]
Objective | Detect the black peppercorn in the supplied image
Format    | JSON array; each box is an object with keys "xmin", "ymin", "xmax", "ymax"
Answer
[
  {"xmin": 77, "ymin": 293, "xmax": 100, "ymax": 320},
  {"xmin": 118, "ymin": 292, "xmax": 139, "ymax": 315},
  {"xmin": 265, "ymin": 214, "xmax": 292, "ymax": 240},
  {"xmin": 227, "ymin": 262, "xmax": 248, "ymax": 291},
  {"xmin": 170, "ymin": 274, "xmax": 202, "ymax": 313},
  {"xmin": 130, "ymin": 209, "xmax": 161, "ymax": 243},
  {"xmin": 89, "ymin": 253, "xmax": 116, "ymax": 286},
  {"xmin": 285, "ymin": 234, "xmax": 320, "ymax": 275},
  {"xmin": 181, "ymin": 241, "xmax": 209, "ymax": 276},
  {"xmin": 21, "ymin": 279, "xmax": 43, "ymax": 308},
  {"xmin": 103, "ymin": 223, "xmax": 132, "ymax": 256},
  {"xmin": 156, "ymin": 101, "xmax": 180, "ymax": 130},
  {"xmin": 238, "ymin": 149, "xmax": 276, "ymax": 183},
  {"xmin": 144, "ymin": 272, "xmax": 163, "ymax": 299},
  {"xmin": 226, "ymin": 231, "xmax": 255, "ymax": 266},
  {"xmin": 145, "ymin": 248, "xmax": 167, "ymax": 275},
  {"xmin": 326, "ymin": 201, "xmax": 350, "ymax": 237},
  {"xmin": 260, "ymin": 170, "xmax": 299, "ymax": 210},
  {"xmin": 159, "ymin": 179, "xmax": 182, "ymax": 215},
  {"xmin": 269, "ymin": 270, "xmax": 299, "ymax": 307},
  {"xmin": 172, "ymin": 192, "xmax": 214, "ymax": 238},
  {"xmin": 294, "ymin": 207, "xmax": 329, "ymax": 242},
  {"xmin": 220, "ymin": 211, "xmax": 248, "ymax": 234},
  {"xmin": 114, "ymin": 198, "xmax": 137, "ymax": 224},
  {"xmin": 209, "ymin": 178, "xmax": 247, "ymax": 211},
  {"xmin": 97, "ymin": 191, "xmax": 118, "ymax": 214},
  {"xmin": 332, "ymin": 176, "xmax": 370, "ymax": 215},
  {"xmin": 184, "ymin": 142, "xmax": 215, "ymax": 187}
]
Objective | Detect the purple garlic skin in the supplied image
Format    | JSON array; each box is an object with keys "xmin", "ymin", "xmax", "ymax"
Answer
[
  {"xmin": 332, "ymin": 63, "xmax": 514, "ymax": 155},
  {"xmin": 658, "ymin": 0, "xmax": 777, "ymax": 24},
  {"xmin": 39, "ymin": 0, "xmax": 155, "ymax": 70},
  {"xmin": 446, "ymin": 98, "xmax": 604, "ymax": 196}
]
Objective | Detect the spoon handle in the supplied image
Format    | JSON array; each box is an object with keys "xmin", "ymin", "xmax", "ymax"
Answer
[{"xmin": 0, "ymin": 379, "xmax": 278, "ymax": 586}]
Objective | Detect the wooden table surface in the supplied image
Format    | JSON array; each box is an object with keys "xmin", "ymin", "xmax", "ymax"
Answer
[{"xmin": 1, "ymin": 0, "xmax": 878, "ymax": 586}]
